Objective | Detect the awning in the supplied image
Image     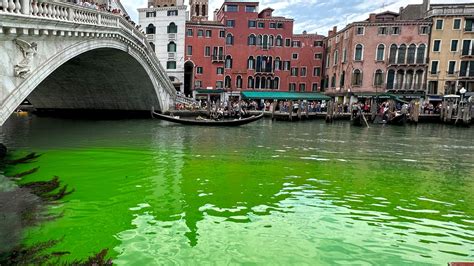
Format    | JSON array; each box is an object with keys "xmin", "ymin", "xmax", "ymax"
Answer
[
  {"xmin": 195, "ymin": 89, "xmax": 225, "ymax": 94},
  {"xmin": 241, "ymin": 91, "xmax": 331, "ymax": 100}
]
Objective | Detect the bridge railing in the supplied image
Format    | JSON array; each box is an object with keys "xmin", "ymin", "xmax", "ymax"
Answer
[{"xmin": 0, "ymin": 0, "xmax": 176, "ymax": 99}]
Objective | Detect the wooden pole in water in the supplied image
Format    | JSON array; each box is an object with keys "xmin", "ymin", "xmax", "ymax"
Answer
[
  {"xmin": 297, "ymin": 100, "xmax": 302, "ymax": 120},
  {"xmin": 271, "ymin": 100, "xmax": 277, "ymax": 120},
  {"xmin": 207, "ymin": 94, "xmax": 211, "ymax": 117},
  {"xmin": 289, "ymin": 100, "xmax": 293, "ymax": 121}
]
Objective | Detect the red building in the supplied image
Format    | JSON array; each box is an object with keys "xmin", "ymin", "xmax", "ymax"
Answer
[{"xmin": 185, "ymin": 0, "xmax": 325, "ymax": 99}]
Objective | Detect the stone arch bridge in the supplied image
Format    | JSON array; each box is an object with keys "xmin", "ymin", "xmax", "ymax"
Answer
[{"xmin": 0, "ymin": 0, "xmax": 177, "ymax": 126}]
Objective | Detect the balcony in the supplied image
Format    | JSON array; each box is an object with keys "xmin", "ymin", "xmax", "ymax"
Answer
[{"xmin": 211, "ymin": 54, "xmax": 224, "ymax": 62}]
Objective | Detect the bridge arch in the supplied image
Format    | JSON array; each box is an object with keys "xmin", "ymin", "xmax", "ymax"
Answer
[{"xmin": 2, "ymin": 38, "xmax": 171, "ymax": 123}]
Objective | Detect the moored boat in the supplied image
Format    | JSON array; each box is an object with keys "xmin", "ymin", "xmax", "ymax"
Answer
[{"xmin": 152, "ymin": 111, "xmax": 264, "ymax": 126}]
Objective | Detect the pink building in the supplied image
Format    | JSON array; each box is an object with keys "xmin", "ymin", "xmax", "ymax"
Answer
[{"xmin": 324, "ymin": 10, "xmax": 431, "ymax": 102}]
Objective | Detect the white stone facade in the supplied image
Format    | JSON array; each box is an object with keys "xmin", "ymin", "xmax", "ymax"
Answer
[{"xmin": 138, "ymin": 5, "xmax": 186, "ymax": 93}]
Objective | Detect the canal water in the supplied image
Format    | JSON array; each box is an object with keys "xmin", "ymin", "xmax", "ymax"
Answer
[{"xmin": 0, "ymin": 115, "xmax": 473, "ymax": 264}]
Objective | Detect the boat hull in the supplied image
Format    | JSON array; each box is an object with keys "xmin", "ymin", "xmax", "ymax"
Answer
[{"xmin": 152, "ymin": 112, "xmax": 264, "ymax": 126}]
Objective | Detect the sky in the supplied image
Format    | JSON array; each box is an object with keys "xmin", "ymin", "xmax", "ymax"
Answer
[{"xmin": 122, "ymin": 0, "xmax": 473, "ymax": 35}]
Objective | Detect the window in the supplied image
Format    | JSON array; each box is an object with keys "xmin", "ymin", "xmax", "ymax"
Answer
[
  {"xmin": 342, "ymin": 49, "xmax": 347, "ymax": 63},
  {"xmin": 205, "ymin": 46, "xmax": 211, "ymax": 57},
  {"xmin": 451, "ymin": 40, "xmax": 458, "ymax": 52},
  {"xmin": 453, "ymin": 19, "xmax": 461, "ymax": 30},
  {"xmin": 196, "ymin": 67, "xmax": 203, "ymax": 74},
  {"xmin": 374, "ymin": 69, "xmax": 383, "ymax": 86},
  {"xmin": 466, "ymin": 19, "xmax": 474, "ymax": 32},
  {"xmin": 312, "ymin": 83, "xmax": 318, "ymax": 92},
  {"xmin": 205, "ymin": 30, "xmax": 212, "ymax": 37},
  {"xmin": 389, "ymin": 44, "xmax": 397, "ymax": 64},
  {"xmin": 355, "ymin": 44, "xmax": 363, "ymax": 61},
  {"xmin": 433, "ymin": 40, "xmax": 441, "ymax": 52},
  {"xmin": 146, "ymin": 11, "xmax": 156, "ymax": 17},
  {"xmin": 283, "ymin": 61, "xmax": 290, "ymax": 71},
  {"xmin": 273, "ymin": 77, "xmax": 280, "ymax": 90},
  {"xmin": 331, "ymin": 75, "xmax": 336, "ymax": 87},
  {"xmin": 269, "ymin": 23, "xmax": 276, "ymax": 29},
  {"xmin": 291, "ymin": 67, "xmax": 298, "ymax": 76},
  {"xmin": 258, "ymin": 22, "xmax": 265, "ymax": 28},
  {"xmin": 248, "ymin": 77, "xmax": 254, "ymax": 88},
  {"xmin": 167, "ymin": 42, "xmax": 176, "ymax": 52},
  {"xmin": 167, "ymin": 10, "xmax": 178, "ymax": 16},
  {"xmin": 326, "ymin": 53, "xmax": 330, "ymax": 68},
  {"xmin": 248, "ymin": 20, "xmax": 256, "ymax": 28},
  {"xmin": 460, "ymin": 61, "xmax": 474, "ymax": 77},
  {"xmin": 430, "ymin": 61, "xmax": 439, "ymax": 74},
  {"xmin": 285, "ymin": 39, "xmax": 291, "ymax": 47},
  {"xmin": 247, "ymin": 56, "xmax": 255, "ymax": 69},
  {"xmin": 407, "ymin": 44, "xmax": 416, "ymax": 64},
  {"xmin": 378, "ymin": 27, "xmax": 388, "ymax": 35},
  {"xmin": 462, "ymin": 40, "xmax": 474, "ymax": 56},
  {"xmin": 186, "ymin": 28, "xmax": 193, "ymax": 36},
  {"xmin": 352, "ymin": 69, "xmax": 362, "ymax": 86},
  {"xmin": 277, "ymin": 23, "xmax": 283, "ymax": 29},
  {"xmin": 167, "ymin": 61, "xmax": 176, "ymax": 69},
  {"xmin": 435, "ymin": 19, "xmax": 443, "ymax": 30},
  {"xmin": 314, "ymin": 41, "xmax": 323, "ymax": 47},
  {"xmin": 300, "ymin": 67, "xmax": 307, "ymax": 77},
  {"xmin": 167, "ymin": 22, "xmax": 177, "ymax": 33},
  {"xmin": 314, "ymin": 53, "xmax": 322, "ymax": 60},
  {"xmin": 226, "ymin": 20, "xmax": 235, "ymax": 27},
  {"xmin": 226, "ymin": 4, "xmax": 238, "ymax": 12},
  {"xmin": 216, "ymin": 67, "xmax": 224, "ymax": 74},
  {"xmin": 292, "ymin": 41, "xmax": 301, "ymax": 47},
  {"xmin": 448, "ymin": 61, "xmax": 456, "ymax": 75},
  {"xmin": 248, "ymin": 34, "xmax": 256, "ymax": 45},
  {"xmin": 376, "ymin": 44, "xmax": 385, "ymax": 61},
  {"xmin": 339, "ymin": 71, "xmax": 345, "ymax": 87},
  {"xmin": 225, "ymin": 76, "xmax": 232, "ymax": 88},
  {"xmin": 236, "ymin": 76, "xmax": 242, "ymax": 88},
  {"xmin": 356, "ymin": 27, "xmax": 364, "ymax": 35},
  {"xmin": 216, "ymin": 81, "xmax": 224, "ymax": 88},
  {"xmin": 245, "ymin": 5, "xmax": 256, "ymax": 12},
  {"xmin": 299, "ymin": 83, "xmax": 306, "ymax": 92},
  {"xmin": 197, "ymin": 29, "xmax": 203, "ymax": 37},
  {"xmin": 333, "ymin": 50, "xmax": 338, "ymax": 65},
  {"xmin": 219, "ymin": 31, "xmax": 225, "ymax": 38},
  {"xmin": 313, "ymin": 67, "xmax": 321, "ymax": 77},
  {"xmin": 276, "ymin": 36, "xmax": 283, "ymax": 46},
  {"xmin": 274, "ymin": 57, "xmax": 281, "ymax": 71},
  {"xmin": 226, "ymin": 34, "xmax": 234, "ymax": 45},
  {"xmin": 146, "ymin": 24, "xmax": 156, "ymax": 34},
  {"xmin": 195, "ymin": 80, "xmax": 202, "ymax": 88},
  {"xmin": 416, "ymin": 44, "xmax": 426, "ymax": 64},
  {"xmin": 391, "ymin": 26, "xmax": 400, "ymax": 35},
  {"xmin": 419, "ymin": 26, "xmax": 429, "ymax": 34},
  {"xmin": 289, "ymin": 83, "xmax": 296, "ymax": 92},
  {"xmin": 397, "ymin": 44, "xmax": 406, "ymax": 64},
  {"xmin": 292, "ymin": 53, "xmax": 298, "ymax": 60},
  {"xmin": 186, "ymin": 45, "xmax": 192, "ymax": 55},
  {"xmin": 225, "ymin": 56, "xmax": 232, "ymax": 68}
]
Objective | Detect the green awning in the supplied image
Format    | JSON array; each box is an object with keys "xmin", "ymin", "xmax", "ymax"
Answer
[
  {"xmin": 241, "ymin": 91, "xmax": 331, "ymax": 100},
  {"xmin": 195, "ymin": 89, "xmax": 225, "ymax": 94}
]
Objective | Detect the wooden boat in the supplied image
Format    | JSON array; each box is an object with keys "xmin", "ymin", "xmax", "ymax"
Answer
[
  {"xmin": 351, "ymin": 112, "xmax": 364, "ymax": 126},
  {"xmin": 152, "ymin": 111, "xmax": 264, "ymax": 126},
  {"xmin": 387, "ymin": 113, "xmax": 407, "ymax": 126}
]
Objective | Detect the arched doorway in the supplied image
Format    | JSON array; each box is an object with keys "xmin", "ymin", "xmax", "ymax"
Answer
[{"xmin": 184, "ymin": 61, "xmax": 194, "ymax": 97}]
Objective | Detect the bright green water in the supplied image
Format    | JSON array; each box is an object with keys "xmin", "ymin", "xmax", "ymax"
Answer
[{"xmin": 1, "ymin": 116, "xmax": 473, "ymax": 265}]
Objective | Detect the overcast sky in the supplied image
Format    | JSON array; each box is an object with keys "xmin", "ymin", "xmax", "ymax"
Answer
[{"xmin": 123, "ymin": 0, "xmax": 472, "ymax": 35}]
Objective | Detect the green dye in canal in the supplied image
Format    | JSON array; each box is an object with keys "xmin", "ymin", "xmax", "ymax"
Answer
[{"xmin": 1, "ymin": 116, "xmax": 473, "ymax": 264}]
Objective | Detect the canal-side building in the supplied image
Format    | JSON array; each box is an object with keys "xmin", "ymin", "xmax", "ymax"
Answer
[
  {"xmin": 184, "ymin": 0, "xmax": 325, "ymax": 100},
  {"xmin": 426, "ymin": 3, "xmax": 474, "ymax": 95},
  {"xmin": 138, "ymin": 0, "xmax": 187, "ymax": 93},
  {"xmin": 323, "ymin": 5, "xmax": 431, "ymax": 103}
]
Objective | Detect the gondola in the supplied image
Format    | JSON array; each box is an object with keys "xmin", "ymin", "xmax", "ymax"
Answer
[
  {"xmin": 351, "ymin": 112, "xmax": 364, "ymax": 126},
  {"xmin": 152, "ymin": 111, "xmax": 264, "ymax": 126},
  {"xmin": 387, "ymin": 113, "xmax": 407, "ymax": 126}
]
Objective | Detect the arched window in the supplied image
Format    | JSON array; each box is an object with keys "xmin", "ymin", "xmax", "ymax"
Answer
[
  {"xmin": 248, "ymin": 34, "xmax": 256, "ymax": 45},
  {"xmin": 269, "ymin": 35, "xmax": 274, "ymax": 46},
  {"xmin": 387, "ymin": 69, "xmax": 395, "ymax": 89},
  {"xmin": 225, "ymin": 76, "xmax": 232, "ymax": 88},
  {"xmin": 397, "ymin": 44, "xmax": 406, "ymax": 64},
  {"xmin": 167, "ymin": 42, "xmax": 176, "ymax": 52},
  {"xmin": 334, "ymin": 50, "xmax": 339, "ymax": 65},
  {"xmin": 247, "ymin": 56, "xmax": 255, "ymax": 69},
  {"xmin": 407, "ymin": 44, "xmax": 416, "ymax": 64},
  {"xmin": 355, "ymin": 44, "xmax": 363, "ymax": 61},
  {"xmin": 225, "ymin": 55, "xmax": 232, "ymax": 68},
  {"xmin": 266, "ymin": 56, "xmax": 273, "ymax": 72},
  {"xmin": 263, "ymin": 35, "xmax": 269, "ymax": 48},
  {"xmin": 374, "ymin": 69, "xmax": 384, "ymax": 86},
  {"xmin": 331, "ymin": 74, "xmax": 336, "ymax": 87},
  {"xmin": 274, "ymin": 57, "xmax": 281, "ymax": 71},
  {"xmin": 389, "ymin": 44, "xmax": 397, "ymax": 64},
  {"xmin": 257, "ymin": 35, "xmax": 262, "ymax": 46},
  {"xmin": 256, "ymin": 56, "xmax": 261, "ymax": 72},
  {"xmin": 273, "ymin": 77, "xmax": 280, "ymax": 90},
  {"xmin": 146, "ymin": 24, "xmax": 156, "ymax": 34},
  {"xmin": 276, "ymin": 35, "xmax": 283, "ymax": 46},
  {"xmin": 416, "ymin": 44, "xmax": 426, "ymax": 64},
  {"xmin": 201, "ymin": 5, "xmax": 206, "ymax": 16},
  {"xmin": 236, "ymin": 75, "xmax": 242, "ymax": 88},
  {"xmin": 226, "ymin": 33, "xmax": 234, "ymax": 45},
  {"xmin": 255, "ymin": 76, "xmax": 260, "ymax": 89},
  {"xmin": 167, "ymin": 22, "xmax": 177, "ymax": 33},
  {"xmin": 352, "ymin": 69, "xmax": 362, "ymax": 86},
  {"xmin": 195, "ymin": 4, "xmax": 200, "ymax": 16},
  {"xmin": 248, "ymin": 76, "xmax": 255, "ymax": 88},
  {"xmin": 340, "ymin": 71, "xmax": 345, "ymax": 87},
  {"xmin": 376, "ymin": 44, "xmax": 385, "ymax": 61},
  {"xmin": 261, "ymin": 77, "xmax": 266, "ymax": 89}
]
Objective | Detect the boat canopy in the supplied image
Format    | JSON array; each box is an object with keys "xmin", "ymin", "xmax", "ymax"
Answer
[{"xmin": 241, "ymin": 91, "xmax": 331, "ymax": 100}]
